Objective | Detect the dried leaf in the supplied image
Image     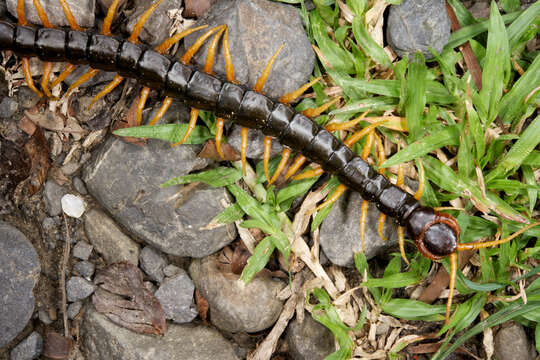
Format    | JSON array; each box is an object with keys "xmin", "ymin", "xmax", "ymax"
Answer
[
  {"xmin": 198, "ymin": 139, "xmax": 240, "ymax": 161},
  {"xmin": 231, "ymin": 244, "xmax": 251, "ymax": 274},
  {"xmin": 92, "ymin": 262, "xmax": 167, "ymax": 335},
  {"xmin": 43, "ymin": 330, "xmax": 74, "ymax": 360},
  {"xmin": 195, "ymin": 289, "xmax": 209, "ymax": 325},
  {"xmin": 23, "ymin": 127, "xmax": 50, "ymax": 196}
]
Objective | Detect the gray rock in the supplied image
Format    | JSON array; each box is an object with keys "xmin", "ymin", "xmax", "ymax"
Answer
[
  {"xmin": 43, "ymin": 180, "xmax": 67, "ymax": 216},
  {"xmin": 74, "ymin": 260, "xmax": 95, "ymax": 278},
  {"xmin": 228, "ymin": 124, "xmax": 283, "ymax": 160},
  {"xmin": 82, "ymin": 305, "xmax": 239, "ymax": 360},
  {"xmin": 163, "ymin": 264, "xmax": 181, "ymax": 278},
  {"xmin": 467, "ymin": 0, "xmax": 491, "ymax": 19},
  {"xmin": 67, "ymin": 301, "xmax": 83, "ymax": 320},
  {"xmin": 38, "ymin": 309, "xmax": 53, "ymax": 325},
  {"xmin": 190, "ymin": 254, "xmax": 285, "ymax": 333},
  {"xmin": 140, "ymin": 246, "xmax": 167, "ymax": 283},
  {"xmin": 17, "ymin": 87, "xmax": 40, "ymax": 109},
  {"xmin": 7, "ymin": 0, "xmax": 95, "ymax": 28},
  {"xmin": 154, "ymin": 269, "xmax": 198, "ymax": 324},
  {"xmin": 319, "ymin": 190, "xmax": 399, "ymax": 267},
  {"xmin": 73, "ymin": 176, "xmax": 88, "ymax": 195},
  {"xmin": 84, "ymin": 208, "xmax": 140, "ymax": 265},
  {"xmin": 126, "ymin": 0, "xmax": 179, "ymax": 47},
  {"xmin": 67, "ymin": 276, "xmax": 96, "ymax": 302},
  {"xmin": 10, "ymin": 331, "xmax": 43, "ymax": 360},
  {"xmin": 0, "ymin": 222, "xmax": 40, "ymax": 348},
  {"xmin": 183, "ymin": 0, "xmax": 314, "ymax": 100},
  {"xmin": 82, "ymin": 137, "xmax": 236, "ymax": 258},
  {"xmin": 0, "ymin": 97, "xmax": 18, "ymax": 118},
  {"xmin": 386, "ymin": 0, "xmax": 451, "ymax": 59},
  {"xmin": 0, "ymin": 0, "xmax": 6, "ymax": 18},
  {"xmin": 494, "ymin": 322, "xmax": 536, "ymax": 360},
  {"xmin": 286, "ymin": 315, "xmax": 334, "ymax": 360},
  {"xmin": 73, "ymin": 241, "xmax": 93, "ymax": 261}
]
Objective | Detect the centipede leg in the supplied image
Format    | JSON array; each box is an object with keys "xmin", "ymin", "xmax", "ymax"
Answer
[
  {"xmin": 215, "ymin": 118, "xmax": 225, "ymax": 159},
  {"xmin": 136, "ymin": 87, "xmax": 151, "ymax": 126},
  {"xmin": 171, "ymin": 107, "xmax": 199, "ymax": 147},
  {"xmin": 57, "ymin": 0, "xmax": 83, "ymax": 30},
  {"xmin": 89, "ymin": 74, "xmax": 124, "ymax": 108},
  {"xmin": 302, "ymin": 97, "xmax": 341, "ymax": 119},
  {"xmin": 148, "ymin": 96, "xmax": 173, "ymax": 126},
  {"xmin": 279, "ymin": 77, "xmax": 321, "ymax": 104},
  {"xmin": 292, "ymin": 166, "xmax": 324, "ymax": 181},
  {"xmin": 32, "ymin": 0, "xmax": 58, "ymax": 98},
  {"xmin": 268, "ymin": 148, "xmax": 291, "ymax": 186},
  {"xmin": 446, "ymin": 252, "xmax": 458, "ymax": 324},
  {"xmin": 311, "ymin": 183, "xmax": 347, "ymax": 214},
  {"xmin": 17, "ymin": 0, "xmax": 43, "ymax": 97},
  {"xmin": 357, "ymin": 131, "xmax": 374, "ymax": 253},
  {"xmin": 284, "ymin": 155, "xmax": 307, "ymax": 180}
]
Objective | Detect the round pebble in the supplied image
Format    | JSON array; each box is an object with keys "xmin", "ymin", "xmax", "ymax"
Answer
[{"xmin": 61, "ymin": 194, "xmax": 86, "ymax": 218}]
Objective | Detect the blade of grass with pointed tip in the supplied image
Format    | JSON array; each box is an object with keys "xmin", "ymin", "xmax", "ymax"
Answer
[
  {"xmin": 351, "ymin": 16, "xmax": 392, "ymax": 68},
  {"xmin": 405, "ymin": 53, "xmax": 427, "ymax": 141},
  {"xmin": 507, "ymin": 1, "xmax": 540, "ymax": 51},
  {"xmin": 113, "ymin": 124, "xmax": 213, "ymax": 144},
  {"xmin": 240, "ymin": 236, "xmax": 275, "ymax": 284},
  {"xmin": 162, "ymin": 167, "xmax": 242, "ymax": 188}
]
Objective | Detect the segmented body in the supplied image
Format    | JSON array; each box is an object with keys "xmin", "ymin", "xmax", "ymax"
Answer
[{"xmin": 0, "ymin": 20, "xmax": 460, "ymax": 257}]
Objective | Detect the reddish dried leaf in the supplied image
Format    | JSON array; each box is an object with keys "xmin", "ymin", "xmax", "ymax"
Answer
[
  {"xmin": 195, "ymin": 289, "xmax": 209, "ymax": 325},
  {"xmin": 43, "ymin": 330, "xmax": 74, "ymax": 360},
  {"xmin": 184, "ymin": 0, "xmax": 217, "ymax": 18},
  {"xmin": 112, "ymin": 95, "xmax": 146, "ymax": 146},
  {"xmin": 92, "ymin": 262, "xmax": 167, "ymax": 335},
  {"xmin": 18, "ymin": 116, "xmax": 37, "ymax": 136},
  {"xmin": 23, "ymin": 127, "xmax": 50, "ymax": 196},
  {"xmin": 231, "ymin": 244, "xmax": 250, "ymax": 275},
  {"xmin": 198, "ymin": 139, "xmax": 240, "ymax": 161}
]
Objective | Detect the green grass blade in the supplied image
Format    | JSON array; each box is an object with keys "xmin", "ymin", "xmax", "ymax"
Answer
[
  {"xmin": 405, "ymin": 53, "xmax": 427, "ymax": 141},
  {"xmin": 522, "ymin": 165, "xmax": 538, "ymax": 214},
  {"xmin": 381, "ymin": 299, "xmax": 445, "ymax": 321},
  {"xmin": 240, "ymin": 236, "xmax": 275, "ymax": 284},
  {"xmin": 162, "ymin": 167, "xmax": 242, "ymax": 188},
  {"xmin": 113, "ymin": 124, "xmax": 213, "ymax": 144},
  {"xmin": 211, "ymin": 203, "xmax": 244, "ymax": 225},
  {"xmin": 352, "ymin": 16, "xmax": 392, "ymax": 68},
  {"xmin": 507, "ymin": 1, "xmax": 540, "ymax": 51}
]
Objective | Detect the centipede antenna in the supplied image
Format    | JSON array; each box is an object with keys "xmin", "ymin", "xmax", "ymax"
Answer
[
  {"xmin": 268, "ymin": 148, "xmax": 291, "ymax": 186},
  {"xmin": 215, "ymin": 118, "xmax": 225, "ymax": 159},
  {"xmin": 148, "ymin": 97, "xmax": 173, "ymax": 126},
  {"xmin": 446, "ymin": 252, "xmax": 458, "ymax": 324},
  {"xmin": 129, "ymin": 0, "xmax": 164, "ymax": 43},
  {"xmin": 280, "ymin": 77, "xmax": 321, "ymax": 104},
  {"xmin": 171, "ymin": 108, "xmax": 199, "ymax": 146},
  {"xmin": 181, "ymin": 25, "xmax": 226, "ymax": 65},
  {"xmin": 310, "ymin": 183, "xmax": 347, "ymax": 215},
  {"xmin": 292, "ymin": 166, "xmax": 324, "ymax": 181},
  {"xmin": 136, "ymin": 87, "xmax": 151, "ymax": 126},
  {"xmin": 57, "ymin": 0, "xmax": 83, "ymax": 31},
  {"xmin": 457, "ymin": 222, "xmax": 540, "ymax": 251},
  {"xmin": 284, "ymin": 155, "xmax": 307, "ymax": 180}
]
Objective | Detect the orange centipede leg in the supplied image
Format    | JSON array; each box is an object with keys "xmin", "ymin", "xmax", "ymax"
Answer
[
  {"xmin": 57, "ymin": 0, "xmax": 83, "ymax": 30},
  {"xmin": 254, "ymin": 45, "xmax": 284, "ymax": 94},
  {"xmin": 89, "ymin": 74, "xmax": 124, "ymax": 109},
  {"xmin": 377, "ymin": 214, "xmax": 388, "ymax": 242},
  {"xmin": 171, "ymin": 108, "xmax": 198, "ymax": 147},
  {"xmin": 310, "ymin": 183, "xmax": 347, "ymax": 214},
  {"xmin": 215, "ymin": 118, "xmax": 225, "ymax": 159},
  {"xmin": 292, "ymin": 166, "xmax": 324, "ymax": 181},
  {"xmin": 240, "ymin": 127, "xmax": 249, "ymax": 175},
  {"xmin": 102, "ymin": 0, "xmax": 123, "ymax": 36},
  {"xmin": 128, "ymin": 0, "xmax": 164, "ymax": 44},
  {"xmin": 344, "ymin": 120, "xmax": 387, "ymax": 148},
  {"xmin": 446, "ymin": 252, "xmax": 458, "ymax": 324},
  {"xmin": 17, "ymin": 0, "xmax": 42, "ymax": 97},
  {"xmin": 268, "ymin": 148, "xmax": 291, "ymax": 186},
  {"xmin": 359, "ymin": 200, "xmax": 369, "ymax": 253},
  {"xmin": 414, "ymin": 159, "xmax": 425, "ymax": 201},
  {"xmin": 50, "ymin": 64, "xmax": 76, "ymax": 89},
  {"xmin": 280, "ymin": 77, "xmax": 321, "ymax": 104},
  {"xmin": 136, "ymin": 87, "xmax": 151, "ymax": 126},
  {"xmin": 32, "ymin": 0, "xmax": 57, "ymax": 98},
  {"xmin": 263, "ymin": 136, "xmax": 272, "ymax": 182},
  {"xmin": 181, "ymin": 25, "xmax": 226, "ymax": 65},
  {"xmin": 284, "ymin": 155, "xmax": 307, "ymax": 180},
  {"xmin": 325, "ymin": 110, "xmax": 370, "ymax": 132},
  {"xmin": 65, "ymin": 68, "xmax": 99, "ymax": 96},
  {"xmin": 148, "ymin": 96, "xmax": 173, "ymax": 126},
  {"xmin": 395, "ymin": 154, "xmax": 410, "ymax": 265},
  {"xmin": 302, "ymin": 97, "xmax": 341, "ymax": 119}
]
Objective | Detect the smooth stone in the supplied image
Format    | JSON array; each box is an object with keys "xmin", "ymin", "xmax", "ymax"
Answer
[
  {"xmin": 43, "ymin": 180, "xmax": 67, "ymax": 217},
  {"xmin": 10, "ymin": 331, "xmax": 43, "ymax": 360},
  {"xmin": 162, "ymin": 264, "xmax": 181, "ymax": 278},
  {"xmin": 61, "ymin": 194, "xmax": 86, "ymax": 218},
  {"xmin": 72, "ymin": 177, "xmax": 88, "ymax": 195},
  {"xmin": 0, "ymin": 97, "xmax": 18, "ymax": 118},
  {"xmin": 82, "ymin": 305, "xmax": 239, "ymax": 360},
  {"xmin": 67, "ymin": 301, "xmax": 83, "ymax": 320},
  {"xmin": 7, "ymin": 0, "xmax": 95, "ymax": 28},
  {"xmin": 386, "ymin": 0, "xmax": 451, "ymax": 59},
  {"xmin": 0, "ymin": 222, "xmax": 40, "ymax": 347},
  {"xmin": 72, "ymin": 241, "xmax": 93, "ymax": 261},
  {"xmin": 494, "ymin": 322, "xmax": 536, "ymax": 360},
  {"xmin": 190, "ymin": 254, "xmax": 285, "ymax": 333},
  {"xmin": 73, "ymin": 260, "xmax": 95, "ymax": 278},
  {"xmin": 84, "ymin": 208, "xmax": 140, "ymax": 265},
  {"xmin": 140, "ymin": 246, "xmax": 167, "ymax": 283},
  {"xmin": 82, "ymin": 137, "xmax": 236, "ymax": 258},
  {"xmin": 319, "ymin": 190, "xmax": 399, "ymax": 267},
  {"xmin": 286, "ymin": 314, "xmax": 335, "ymax": 360},
  {"xmin": 16, "ymin": 87, "xmax": 40, "ymax": 110},
  {"xmin": 183, "ymin": 0, "xmax": 315, "ymax": 100},
  {"xmin": 66, "ymin": 276, "xmax": 96, "ymax": 302},
  {"xmin": 154, "ymin": 269, "xmax": 198, "ymax": 324}
]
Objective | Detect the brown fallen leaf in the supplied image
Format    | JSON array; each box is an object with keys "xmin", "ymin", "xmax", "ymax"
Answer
[
  {"xmin": 198, "ymin": 139, "xmax": 240, "ymax": 161},
  {"xmin": 92, "ymin": 262, "xmax": 167, "ymax": 335},
  {"xmin": 184, "ymin": 0, "xmax": 217, "ymax": 18},
  {"xmin": 112, "ymin": 95, "xmax": 146, "ymax": 146},
  {"xmin": 195, "ymin": 289, "xmax": 209, "ymax": 325},
  {"xmin": 231, "ymin": 243, "xmax": 251, "ymax": 275},
  {"xmin": 43, "ymin": 329, "xmax": 74, "ymax": 360},
  {"xmin": 22, "ymin": 127, "xmax": 50, "ymax": 196}
]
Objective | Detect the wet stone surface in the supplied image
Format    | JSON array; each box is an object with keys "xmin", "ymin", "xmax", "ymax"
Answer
[
  {"xmin": 286, "ymin": 314, "xmax": 335, "ymax": 360},
  {"xmin": 0, "ymin": 221, "xmax": 41, "ymax": 348},
  {"xmin": 82, "ymin": 137, "xmax": 237, "ymax": 258},
  {"xmin": 319, "ymin": 190, "xmax": 399, "ymax": 267},
  {"xmin": 386, "ymin": 0, "xmax": 451, "ymax": 59},
  {"xmin": 190, "ymin": 254, "xmax": 286, "ymax": 333},
  {"xmin": 6, "ymin": 0, "xmax": 95, "ymax": 28},
  {"xmin": 82, "ymin": 305, "xmax": 239, "ymax": 360}
]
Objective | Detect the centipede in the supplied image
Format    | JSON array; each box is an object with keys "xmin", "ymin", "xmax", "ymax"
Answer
[{"xmin": 0, "ymin": 0, "xmax": 533, "ymax": 327}]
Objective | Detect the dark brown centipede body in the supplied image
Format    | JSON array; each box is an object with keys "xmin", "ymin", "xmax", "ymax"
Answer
[{"xmin": 0, "ymin": 20, "xmax": 460, "ymax": 260}]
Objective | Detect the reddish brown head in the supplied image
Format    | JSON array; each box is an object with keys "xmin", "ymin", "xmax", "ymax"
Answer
[{"xmin": 405, "ymin": 207, "xmax": 460, "ymax": 260}]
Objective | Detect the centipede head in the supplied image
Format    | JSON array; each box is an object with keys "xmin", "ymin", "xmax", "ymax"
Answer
[{"xmin": 406, "ymin": 207, "xmax": 460, "ymax": 261}]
